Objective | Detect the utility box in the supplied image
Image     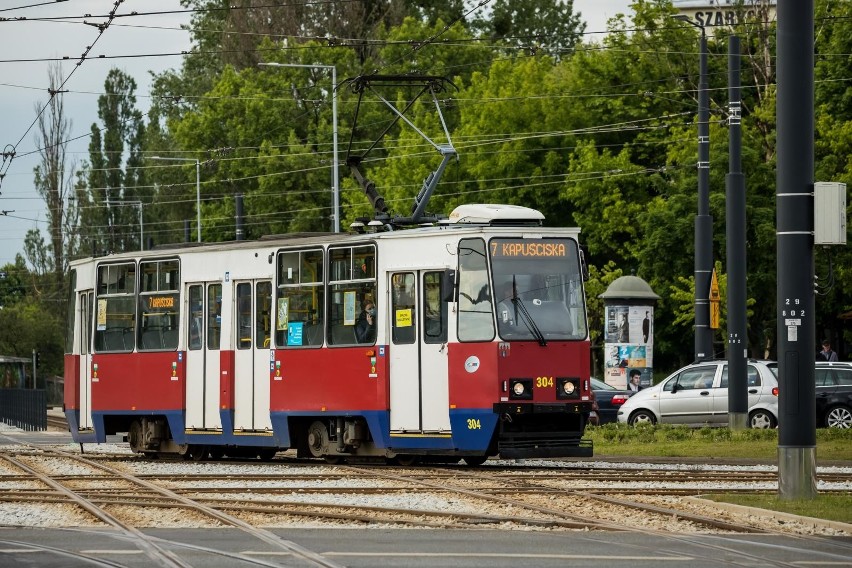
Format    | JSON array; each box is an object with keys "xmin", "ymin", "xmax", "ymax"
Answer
[{"xmin": 814, "ymin": 182, "xmax": 847, "ymax": 245}]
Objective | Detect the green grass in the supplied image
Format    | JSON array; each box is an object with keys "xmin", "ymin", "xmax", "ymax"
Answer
[
  {"xmin": 705, "ymin": 493, "xmax": 852, "ymax": 524},
  {"xmin": 586, "ymin": 423, "xmax": 852, "ymax": 461},
  {"xmin": 583, "ymin": 424, "xmax": 852, "ymax": 523}
]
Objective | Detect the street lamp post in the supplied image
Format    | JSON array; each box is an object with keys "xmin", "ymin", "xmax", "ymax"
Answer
[
  {"xmin": 151, "ymin": 156, "xmax": 201, "ymax": 243},
  {"xmin": 258, "ymin": 62, "xmax": 339, "ymax": 233},
  {"xmin": 673, "ymin": 15, "xmax": 713, "ymax": 362}
]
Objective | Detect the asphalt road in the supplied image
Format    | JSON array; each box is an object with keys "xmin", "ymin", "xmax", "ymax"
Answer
[{"xmin": 1, "ymin": 527, "xmax": 850, "ymax": 568}]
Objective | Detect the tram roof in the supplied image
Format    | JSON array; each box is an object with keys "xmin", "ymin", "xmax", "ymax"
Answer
[{"xmin": 68, "ymin": 218, "xmax": 581, "ymax": 267}]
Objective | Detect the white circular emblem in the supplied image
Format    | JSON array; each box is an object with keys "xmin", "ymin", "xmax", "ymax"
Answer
[{"xmin": 464, "ymin": 356, "xmax": 481, "ymax": 374}]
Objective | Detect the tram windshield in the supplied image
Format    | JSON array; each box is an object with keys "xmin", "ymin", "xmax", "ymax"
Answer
[{"xmin": 489, "ymin": 238, "xmax": 587, "ymax": 342}]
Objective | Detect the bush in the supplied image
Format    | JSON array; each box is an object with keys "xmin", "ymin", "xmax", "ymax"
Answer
[{"xmin": 657, "ymin": 425, "xmax": 692, "ymax": 442}]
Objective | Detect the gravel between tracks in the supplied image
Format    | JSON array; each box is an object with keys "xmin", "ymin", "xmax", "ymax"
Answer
[{"xmin": 0, "ymin": 440, "xmax": 848, "ymax": 535}]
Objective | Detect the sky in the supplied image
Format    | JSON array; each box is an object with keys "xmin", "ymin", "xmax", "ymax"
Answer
[{"xmin": 0, "ymin": 0, "xmax": 633, "ymax": 267}]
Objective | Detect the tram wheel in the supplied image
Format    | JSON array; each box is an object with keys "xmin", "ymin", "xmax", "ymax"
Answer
[
  {"xmin": 188, "ymin": 445, "xmax": 209, "ymax": 461},
  {"xmin": 462, "ymin": 456, "xmax": 487, "ymax": 466},
  {"xmin": 128, "ymin": 420, "xmax": 144, "ymax": 454},
  {"xmin": 209, "ymin": 447, "xmax": 225, "ymax": 460},
  {"xmin": 306, "ymin": 421, "xmax": 329, "ymax": 458},
  {"xmin": 324, "ymin": 456, "xmax": 342, "ymax": 465}
]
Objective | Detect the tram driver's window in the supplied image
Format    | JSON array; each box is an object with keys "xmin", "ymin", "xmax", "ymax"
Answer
[{"xmin": 457, "ymin": 239, "xmax": 494, "ymax": 342}]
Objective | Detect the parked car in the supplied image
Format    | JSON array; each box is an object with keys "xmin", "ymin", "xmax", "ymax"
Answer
[
  {"xmin": 590, "ymin": 378, "xmax": 633, "ymax": 424},
  {"xmin": 815, "ymin": 362, "xmax": 852, "ymax": 428},
  {"xmin": 617, "ymin": 360, "xmax": 779, "ymax": 428}
]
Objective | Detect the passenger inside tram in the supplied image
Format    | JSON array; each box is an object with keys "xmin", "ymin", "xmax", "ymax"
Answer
[{"xmin": 355, "ymin": 301, "xmax": 376, "ymax": 343}]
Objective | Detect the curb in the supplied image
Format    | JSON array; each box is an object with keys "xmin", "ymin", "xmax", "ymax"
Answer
[{"xmin": 683, "ymin": 496, "xmax": 852, "ymax": 534}]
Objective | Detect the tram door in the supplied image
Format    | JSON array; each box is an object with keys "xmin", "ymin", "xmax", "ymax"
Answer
[
  {"xmin": 185, "ymin": 283, "xmax": 222, "ymax": 430},
  {"xmin": 77, "ymin": 291, "xmax": 94, "ymax": 430},
  {"xmin": 389, "ymin": 271, "xmax": 450, "ymax": 432},
  {"xmin": 233, "ymin": 280, "xmax": 273, "ymax": 431}
]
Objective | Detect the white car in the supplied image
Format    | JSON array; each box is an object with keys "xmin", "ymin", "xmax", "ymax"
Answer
[{"xmin": 617, "ymin": 360, "xmax": 779, "ymax": 428}]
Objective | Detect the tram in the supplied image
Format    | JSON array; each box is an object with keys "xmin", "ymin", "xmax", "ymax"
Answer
[
  {"xmin": 63, "ymin": 203, "xmax": 593, "ymax": 463},
  {"xmin": 63, "ymin": 75, "xmax": 594, "ymax": 463}
]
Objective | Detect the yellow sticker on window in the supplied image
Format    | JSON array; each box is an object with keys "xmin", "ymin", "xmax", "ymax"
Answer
[{"xmin": 395, "ymin": 308, "xmax": 412, "ymax": 327}]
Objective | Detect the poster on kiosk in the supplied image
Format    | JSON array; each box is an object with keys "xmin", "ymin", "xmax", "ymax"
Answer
[{"xmin": 604, "ymin": 305, "xmax": 653, "ymax": 391}]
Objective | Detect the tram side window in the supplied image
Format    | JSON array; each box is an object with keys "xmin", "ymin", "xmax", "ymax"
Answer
[
  {"xmin": 423, "ymin": 271, "xmax": 447, "ymax": 344},
  {"xmin": 65, "ymin": 270, "xmax": 76, "ymax": 354},
  {"xmin": 328, "ymin": 245, "xmax": 376, "ymax": 345},
  {"xmin": 237, "ymin": 283, "xmax": 252, "ymax": 350},
  {"xmin": 276, "ymin": 249, "xmax": 324, "ymax": 348},
  {"xmin": 188, "ymin": 285, "xmax": 203, "ymax": 351},
  {"xmin": 391, "ymin": 272, "xmax": 416, "ymax": 344},
  {"xmin": 256, "ymin": 281, "xmax": 272, "ymax": 349},
  {"xmin": 457, "ymin": 239, "xmax": 494, "ymax": 342},
  {"xmin": 207, "ymin": 284, "xmax": 222, "ymax": 350},
  {"xmin": 94, "ymin": 263, "xmax": 137, "ymax": 352},
  {"xmin": 138, "ymin": 260, "xmax": 180, "ymax": 351}
]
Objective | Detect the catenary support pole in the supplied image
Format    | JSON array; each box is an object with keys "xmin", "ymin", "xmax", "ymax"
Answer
[
  {"xmin": 776, "ymin": 0, "xmax": 817, "ymax": 500},
  {"xmin": 726, "ymin": 35, "xmax": 748, "ymax": 430}
]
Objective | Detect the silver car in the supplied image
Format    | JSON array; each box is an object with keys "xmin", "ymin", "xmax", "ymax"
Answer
[{"xmin": 617, "ymin": 360, "xmax": 779, "ymax": 428}]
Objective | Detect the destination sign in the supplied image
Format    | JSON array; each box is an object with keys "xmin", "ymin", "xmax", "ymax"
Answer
[
  {"xmin": 490, "ymin": 241, "xmax": 567, "ymax": 258},
  {"xmin": 148, "ymin": 295, "xmax": 176, "ymax": 309}
]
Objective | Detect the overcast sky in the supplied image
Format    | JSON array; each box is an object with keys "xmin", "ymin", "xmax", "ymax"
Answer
[{"xmin": 0, "ymin": 0, "xmax": 633, "ymax": 266}]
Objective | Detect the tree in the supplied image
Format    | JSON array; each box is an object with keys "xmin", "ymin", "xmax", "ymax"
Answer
[
  {"xmin": 32, "ymin": 64, "xmax": 78, "ymax": 291},
  {"xmin": 473, "ymin": 0, "xmax": 585, "ymax": 54},
  {"xmin": 76, "ymin": 69, "xmax": 146, "ymax": 254}
]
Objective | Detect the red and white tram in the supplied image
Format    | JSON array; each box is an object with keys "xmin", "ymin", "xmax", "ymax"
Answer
[{"xmin": 64, "ymin": 204, "xmax": 593, "ymax": 464}]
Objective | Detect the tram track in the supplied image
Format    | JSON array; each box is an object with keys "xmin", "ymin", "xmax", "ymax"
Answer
[
  {"xmin": 0, "ymin": 449, "xmax": 347, "ymax": 568},
  {"xmin": 0, "ymin": 447, "xmax": 848, "ymax": 538}
]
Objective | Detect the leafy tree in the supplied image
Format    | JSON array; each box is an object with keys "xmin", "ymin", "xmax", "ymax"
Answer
[
  {"xmin": 76, "ymin": 69, "xmax": 146, "ymax": 254},
  {"xmin": 473, "ymin": 0, "xmax": 585, "ymax": 54},
  {"xmin": 0, "ymin": 296, "xmax": 64, "ymax": 378}
]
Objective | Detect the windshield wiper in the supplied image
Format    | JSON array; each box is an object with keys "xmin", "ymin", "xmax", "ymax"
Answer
[{"xmin": 511, "ymin": 277, "xmax": 546, "ymax": 346}]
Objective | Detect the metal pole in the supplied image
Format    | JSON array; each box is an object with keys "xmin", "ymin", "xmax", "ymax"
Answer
[
  {"xmin": 776, "ymin": 0, "xmax": 816, "ymax": 500},
  {"xmin": 195, "ymin": 159, "xmax": 201, "ymax": 243},
  {"xmin": 138, "ymin": 203, "xmax": 144, "ymax": 251},
  {"xmin": 258, "ymin": 62, "xmax": 339, "ymax": 232},
  {"xmin": 32, "ymin": 349, "xmax": 36, "ymax": 390},
  {"xmin": 726, "ymin": 35, "xmax": 748, "ymax": 430},
  {"xmin": 331, "ymin": 65, "xmax": 339, "ymax": 233},
  {"xmin": 694, "ymin": 27, "xmax": 714, "ymax": 361}
]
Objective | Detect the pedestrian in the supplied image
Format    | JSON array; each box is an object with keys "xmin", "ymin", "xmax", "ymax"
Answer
[{"xmin": 818, "ymin": 339, "xmax": 838, "ymax": 362}]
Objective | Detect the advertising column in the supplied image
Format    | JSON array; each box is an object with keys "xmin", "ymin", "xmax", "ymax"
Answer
[
  {"xmin": 599, "ymin": 275, "xmax": 661, "ymax": 391},
  {"xmin": 604, "ymin": 305, "xmax": 653, "ymax": 390}
]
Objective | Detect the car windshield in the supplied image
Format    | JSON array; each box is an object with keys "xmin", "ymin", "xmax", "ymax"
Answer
[{"xmin": 591, "ymin": 378, "xmax": 617, "ymax": 391}]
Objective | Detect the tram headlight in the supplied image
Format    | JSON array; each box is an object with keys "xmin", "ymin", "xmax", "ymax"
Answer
[
  {"xmin": 557, "ymin": 377, "xmax": 580, "ymax": 400},
  {"xmin": 509, "ymin": 379, "xmax": 533, "ymax": 400}
]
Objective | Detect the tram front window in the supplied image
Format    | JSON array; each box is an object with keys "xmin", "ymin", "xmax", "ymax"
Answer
[{"xmin": 489, "ymin": 238, "xmax": 587, "ymax": 341}]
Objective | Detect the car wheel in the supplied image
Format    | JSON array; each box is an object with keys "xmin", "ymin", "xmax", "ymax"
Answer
[
  {"xmin": 749, "ymin": 409, "xmax": 777, "ymax": 429},
  {"xmin": 825, "ymin": 405, "xmax": 852, "ymax": 429},
  {"xmin": 628, "ymin": 410, "xmax": 656, "ymax": 426}
]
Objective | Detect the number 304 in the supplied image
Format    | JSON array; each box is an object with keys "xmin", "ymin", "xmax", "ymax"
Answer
[{"xmin": 466, "ymin": 418, "xmax": 481, "ymax": 430}]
